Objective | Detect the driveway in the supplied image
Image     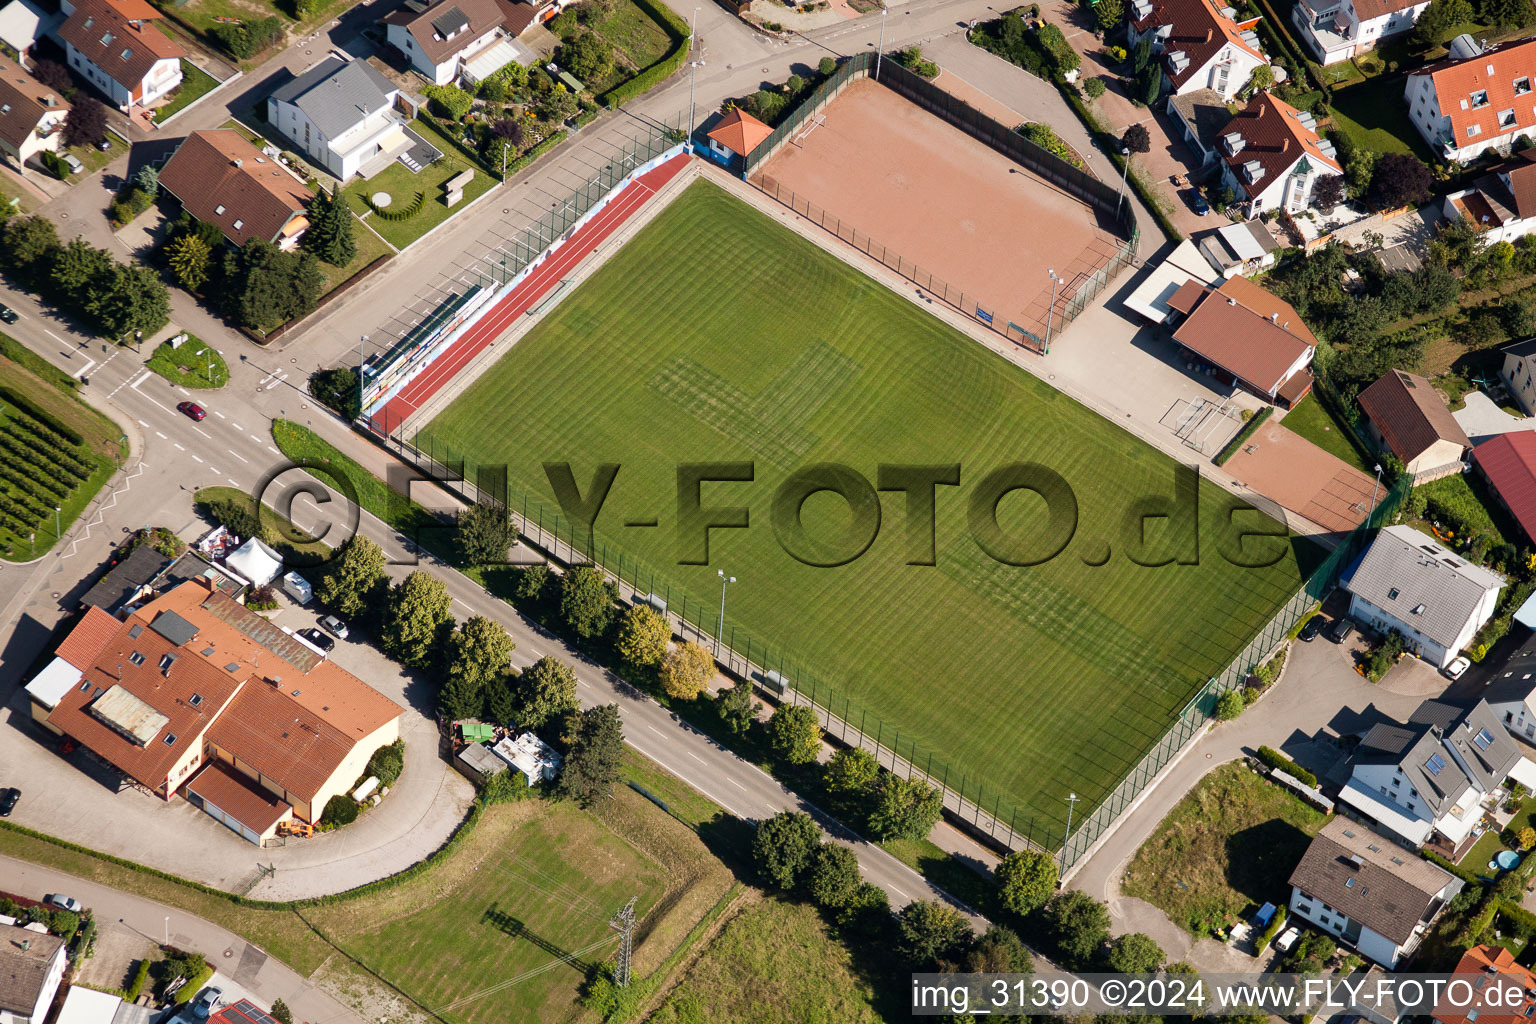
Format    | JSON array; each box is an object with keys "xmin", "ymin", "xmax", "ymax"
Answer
[{"xmin": 1456, "ymin": 390, "xmax": 1536, "ymax": 444}]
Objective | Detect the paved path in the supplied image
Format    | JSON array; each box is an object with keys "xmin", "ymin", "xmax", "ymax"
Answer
[{"xmin": 1, "ymin": 855, "xmax": 364, "ymax": 1024}]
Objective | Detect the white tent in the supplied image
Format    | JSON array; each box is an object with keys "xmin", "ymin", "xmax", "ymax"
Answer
[{"xmin": 225, "ymin": 537, "xmax": 284, "ymax": 586}]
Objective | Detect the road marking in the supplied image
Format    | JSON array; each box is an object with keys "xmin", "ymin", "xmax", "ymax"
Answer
[
  {"xmin": 250, "ymin": 433, "xmax": 265, "ymax": 444},
  {"xmin": 44, "ymin": 329, "xmax": 64, "ymax": 343},
  {"xmin": 267, "ymin": 445, "xmax": 280, "ymax": 456},
  {"xmin": 75, "ymin": 357, "xmax": 97, "ymax": 379},
  {"xmin": 192, "ymin": 425, "xmax": 211, "ymax": 438},
  {"xmin": 137, "ymin": 419, "xmax": 148, "ymax": 427},
  {"xmin": 646, "ymin": 725, "xmax": 662, "ymax": 735},
  {"xmin": 173, "ymin": 443, "xmax": 186, "ymax": 451},
  {"xmin": 226, "ymin": 450, "xmax": 249, "ymax": 463},
  {"xmin": 190, "ymin": 455, "xmax": 204, "ymax": 463},
  {"xmin": 211, "ymin": 467, "xmax": 221, "ymax": 474},
  {"xmin": 687, "ymin": 751, "xmax": 705, "ymax": 764},
  {"xmin": 177, "ymin": 387, "xmax": 190, "ymax": 396},
  {"xmin": 128, "ymin": 370, "xmax": 150, "ymax": 389},
  {"xmin": 227, "ymin": 477, "xmax": 239, "ymax": 486},
  {"xmin": 154, "ymin": 431, "xmax": 166, "ymax": 439},
  {"xmin": 890, "ymin": 885, "xmax": 910, "ymax": 901},
  {"xmin": 727, "ymin": 777, "xmax": 746, "ymax": 789},
  {"xmin": 215, "ymin": 411, "xmax": 227, "ymax": 419},
  {"xmin": 234, "ymin": 422, "xmax": 245, "ymax": 431}
]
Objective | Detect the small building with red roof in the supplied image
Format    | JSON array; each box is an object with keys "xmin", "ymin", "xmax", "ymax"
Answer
[
  {"xmin": 1406, "ymin": 35, "xmax": 1536, "ymax": 164},
  {"xmin": 1433, "ymin": 946, "xmax": 1536, "ymax": 1024},
  {"xmin": 1167, "ymin": 274, "xmax": 1317, "ymax": 404},
  {"xmin": 1444, "ymin": 147, "xmax": 1536, "ymax": 244},
  {"xmin": 1127, "ymin": 0, "xmax": 1267, "ymax": 101},
  {"xmin": 704, "ymin": 107, "xmax": 772, "ymax": 169},
  {"xmin": 1355, "ymin": 368, "xmax": 1469, "ymax": 482},
  {"xmin": 1216, "ymin": 92, "xmax": 1342, "ymax": 217},
  {"xmin": 1473, "ymin": 430, "xmax": 1536, "ymax": 546},
  {"xmin": 57, "ymin": 0, "xmax": 183, "ymax": 113}
]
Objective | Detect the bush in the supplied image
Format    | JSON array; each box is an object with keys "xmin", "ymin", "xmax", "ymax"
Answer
[
  {"xmin": 321, "ymin": 794, "xmax": 359, "ymax": 826},
  {"xmin": 893, "ymin": 45, "xmax": 939, "ymax": 78},
  {"xmin": 1255, "ymin": 746, "xmax": 1317, "ymax": 787},
  {"xmin": 819, "ymin": 56, "xmax": 837, "ymax": 75},
  {"xmin": 1021, "ymin": 122, "xmax": 1081, "ymax": 168},
  {"xmin": 1215, "ymin": 689, "xmax": 1245, "ymax": 721},
  {"xmin": 366, "ymin": 739, "xmax": 405, "ymax": 787},
  {"xmin": 1083, "ymin": 76, "xmax": 1107, "ymax": 99},
  {"xmin": 1036, "ymin": 22, "xmax": 1081, "ymax": 76},
  {"xmin": 125, "ymin": 959, "xmax": 151, "ymax": 1002},
  {"xmin": 598, "ymin": 0, "xmax": 689, "ymax": 107},
  {"xmin": 424, "ymin": 84, "xmax": 475, "ymax": 121}
]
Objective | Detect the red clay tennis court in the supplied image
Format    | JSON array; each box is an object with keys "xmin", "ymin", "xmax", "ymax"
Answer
[
  {"xmin": 368, "ymin": 152, "xmax": 691, "ymax": 435},
  {"xmin": 754, "ymin": 78, "xmax": 1124, "ymax": 344}
]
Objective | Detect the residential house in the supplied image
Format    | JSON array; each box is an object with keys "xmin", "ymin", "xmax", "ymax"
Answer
[
  {"xmin": 0, "ymin": 925, "xmax": 65, "ymax": 1024},
  {"xmin": 0, "ymin": 0, "xmax": 62, "ymax": 67},
  {"xmin": 266, "ymin": 57, "xmax": 438, "ymax": 181},
  {"xmin": 25, "ymin": 578, "xmax": 405, "ymax": 841},
  {"xmin": 1291, "ymin": 0, "xmax": 1429, "ymax": 65},
  {"xmin": 1406, "ymin": 35, "xmax": 1536, "ymax": 164},
  {"xmin": 1342, "ymin": 523, "xmax": 1505, "ymax": 667},
  {"xmin": 1442, "ymin": 148, "xmax": 1536, "ymax": 243},
  {"xmin": 1288, "ymin": 817, "xmax": 1461, "ymax": 968},
  {"xmin": 1126, "ymin": 0, "xmax": 1267, "ymax": 101},
  {"xmin": 1166, "ymin": 273, "xmax": 1318, "ymax": 404},
  {"xmin": 57, "ymin": 0, "xmax": 183, "ymax": 112},
  {"xmin": 1216, "ymin": 92, "xmax": 1343, "ymax": 216},
  {"xmin": 158, "ymin": 129, "xmax": 313, "ymax": 249},
  {"xmin": 704, "ymin": 107, "xmax": 773, "ymax": 169},
  {"xmin": 1355, "ymin": 368, "xmax": 1470, "ymax": 482},
  {"xmin": 79, "ymin": 544, "xmax": 173, "ymax": 614},
  {"xmin": 1474, "ymin": 431, "xmax": 1536, "ymax": 546},
  {"xmin": 383, "ymin": 0, "xmax": 529, "ymax": 86},
  {"xmin": 1195, "ymin": 219, "xmax": 1283, "ymax": 274},
  {"xmin": 208, "ymin": 1000, "xmax": 285, "ymax": 1024},
  {"xmin": 1433, "ymin": 946, "xmax": 1536, "ymax": 1024},
  {"xmin": 1338, "ymin": 698, "xmax": 1527, "ymax": 856},
  {"xmin": 0, "ymin": 54, "xmax": 67, "ymax": 170},
  {"xmin": 1501, "ymin": 336, "xmax": 1536, "ymax": 414},
  {"xmin": 1482, "ymin": 629, "xmax": 1536, "ymax": 746}
]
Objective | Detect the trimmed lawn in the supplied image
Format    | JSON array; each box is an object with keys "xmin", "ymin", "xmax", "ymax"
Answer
[
  {"xmin": 192, "ymin": 486, "xmax": 333, "ymax": 565},
  {"xmin": 61, "ymin": 127, "xmax": 129, "ymax": 181},
  {"xmin": 318, "ymin": 215, "xmax": 395, "ymax": 293},
  {"xmin": 146, "ymin": 334, "xmax": 229, "ymax": 389},
  {"xmin": 1413, "ymin": 471, "xmax": 1516, "ymax": 551},
  {"xmin": 1328, "ymin": 76, "xmax": 1438, "ymax": 160},
  {"xmin": 345, "ymin": 140, "xmax": 494, "ymax": 250},
  {"xmin": 589, "ymin": 0, "xmax": 672, "ymax": 70},
  {"xmin": 1279, "ymin": 394, "xmax": 1373, "ymax": 474},
  {"xmin": 413, "ymin": 178, "xmax": 1314, "ymax": 839},
  {"xmin": 154, "ymin": 60, "xmax": 221, "ymax": 124},
  {"xmin": 1124, "ymin": 762, "xmax": 1329, "ymax": 935},
  {"xmin": 1462, "ymin": 791, "xmax": 1536, "ymax": 874}
]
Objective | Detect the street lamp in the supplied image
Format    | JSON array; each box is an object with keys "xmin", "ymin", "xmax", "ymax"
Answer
[
  {"xmin": 502, "ymin": 141, "xmax": 509, "ymax": 181},
  {"xmin": 715, "ymin": 569, "xmax": 735, "ymax": 655},
  {"xmin": 54, "ymin": 505, "xmax": 60, "ymax": 540},
  {"xmin": 163, "ymin": 916, "xmax": 169, "ymax": 945},
  {"xmin": 1043, "ymin": 268, "xmax": 1060, "ymax": 355},
  {"xmin": 687, "ymin": 60, "xmax": 706, "ymax": 142},
  {"xmin": 1368, "ymin": 462, "xmax": 1383, "ymax": 525},
  {"xmin": 690, "ymin": 5, "xmax": 700, "ymax": 50},
  {"xmin": 358, "ymin": 334, "xmax": 368, "ymax": 423},
  {"xmin": 875, "ymin": 5, "xmax": 888, "ymax": 78},
  {"xmin": 1115, "ymin": 145, "xmax": 1131, "ymax": 216},
  {"xmin": 1060, "ymin": 792, "xmax": 1080, "ymax": 867}
]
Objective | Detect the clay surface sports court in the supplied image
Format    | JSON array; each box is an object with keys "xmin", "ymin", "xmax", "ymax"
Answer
[{"xmin": 753, "ymin": 77, "xmax": 1126, "ymax": 344}]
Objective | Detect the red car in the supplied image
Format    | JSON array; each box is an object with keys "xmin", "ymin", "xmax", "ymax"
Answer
[{"xmin": 177, "ymin": 401, "xmax": 207, "ymax": 421}]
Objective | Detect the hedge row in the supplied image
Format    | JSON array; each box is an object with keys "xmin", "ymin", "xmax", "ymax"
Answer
[
  {"xmin": 0, "ymin": 334, "xmax": 79, "ymax": 392},
  {"xmin": 598, "ymin": 0, "xmax": 690, "ymax": 108},
  {"xmin": 504, "ymin": 130, "xmax": 568, "ymax": 178},
  {"xmin": 1255, "ymin": 744, "xmax": 1317, "ymax": 788},
  {"xmin": 1213, "ymin": 407, "xmax": 1273, "ymax": 466},
  {"xmin": 1423, "ymin": 848, "xmax": 1484, "ymax": 885},
  {"xmin": 0, "ymin": 386, "xmax": 83, "ymax": 445},
  {"xmin": 172, "ymin": 963, "xmax": 215, "ymax": 1004},
  {"xmin": 1498, "ymin": 901, "xmax": 1536, "ymax": 940},
  {"xmin": 365, "ymin": 191, "xmax": 426, "ymax": 222}
]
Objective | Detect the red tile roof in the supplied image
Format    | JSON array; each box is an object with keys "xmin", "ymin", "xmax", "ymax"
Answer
[
  {"xmin": 158, "ymin": 130, "xmax": 312, "ymax": 248},
  {"xmin": 1131, "ymin": 0, "xmax": 1264, "ymax": 88},
  {"xmin": 1433, "ymin": 946, "xmax": 1536, "ymax": 1024},
  {"xmin": 1219, "ymin": 92, "xmax": 1340, "ymax": 191},
  {"xmin": 1474, "ymin": 431, "xmax": 1536, "ymax": 544},
  {"xmin": 1353, "ymin": 0, "xmax": 1422, "ymax": 19},
  {"xmin": 708, "ymin": 108, "xmax": 773, "ymax": 157},
  {"xmin": 185, "ymin": 760, "xmax": 290, "ymax": 835},
  {"xmin": 1171, "ymin": 277, "xmax": 1314, "ymax": 395},
  {"xmin": 207, "ymin": 680, "xmax": 361, "ymax": 803},
  {"xmin": 55, "ymin": 605, "xmax": 125, "ymax": 670},
  {"xmin": 1423, "ymin": 38, "xmax": 1536, "ymax": 150},
  {"xmin": 0, "ymin": 54, "xmax": 68, "ymax": 151},
  {"xmin": 57, "ymin": 0, "xmax": 184, "ymax": 94},
  {"xmin": 1356, "ymin": 368, "xmax": 1470, "ymax": 463},
  {"xmin": 1497, "ymin": 147, "xmax": 1536, "ymax": 219},
  {"xmin": 382, "ymin": 0, "xmax": 503, "ymax": 67},
  {"xmin": 1166, "ymin": 277, "xmax": 1208, "ymax": 313}
]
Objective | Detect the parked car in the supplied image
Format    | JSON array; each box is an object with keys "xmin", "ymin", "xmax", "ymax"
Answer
[
  {"xmin": 1298, "ymin": 616, "xmax": 1323, "ymax": 642},
  {"xmin": 1327, "ymin": 616, "xmax": 1354, "ymax": 645},
  {"xmin": 177, "ymin": 401, "xmax": 207, "ymax": 421},
  {"xmin": 298, "ymin": 627, "xmax": 334, "ymax": 653},
  {"xmin": 191, "ymin": 987, "xmax": 223, "ymax": 1020},
  {"xmin": 0, "ymin": 305, "xmax": 17, "ymax": 324},
  {"xmin": 1445, "ymin": 656, "xmax": 1471, "ymax": 681},
  {"xmin": 318, "ymin": 614, "xmax": 349, "ymax": 640},
  {"xmin": 44, "ymin": 894, "xmax": 83, "ymax": 913},
  {"xmin": 0, "ymin": 788, "xmax": 17, "ymax": 816},
  {"xmin": 1189, "ymin": 190, "xmax": 1210, "ymax": 216},
  {"xmin": 63, "ymin": 153, "xmax": 83, "ymax": 174}
]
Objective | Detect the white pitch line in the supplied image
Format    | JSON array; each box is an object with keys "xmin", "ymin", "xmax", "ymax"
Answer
[{"xmin": 226, "ymin": 450, "xmax": 248, "ymax": 463}]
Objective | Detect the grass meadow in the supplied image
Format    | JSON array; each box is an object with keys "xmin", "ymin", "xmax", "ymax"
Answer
[{"xmin": 414, "ymin": 179, "xmax": 1315, "ymax": 839}]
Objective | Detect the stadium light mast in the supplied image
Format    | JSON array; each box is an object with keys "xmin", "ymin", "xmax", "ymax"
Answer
[
  {"xmin": 358, "ymin": 334, "xmax": 368, "ymax": 424},
  {"xmin": 1115, "ymin": 145, "xmax": 1131, "ymax": 216},
  {"xmin": 1043, "ymin": 269, "xmax": 1060, "ymax": 355},
  {"xmin": 715, "ymin": 569, "xmax": 735, "ymax": 655},
  {"xmin": 1368, "ymin": 462, "xmax": 1383, "ymax": 524},
  {"xmin": 1061, "ymin": 792, "xmax": 1080, "ymax": 868}
]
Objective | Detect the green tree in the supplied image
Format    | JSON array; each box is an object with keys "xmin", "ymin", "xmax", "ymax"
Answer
[
  {"xmin": 2, "ymin": 216, "xmax": 61, "ymax": 284},
  {"xmin": 1141, "ymin": 65, "xmax": 1163, "ymax": 106},
  {"xmin": 560, "ymin": 564, "xmax": 617, "ymax": 640},
  {"xmin": 868, "ymin": 775, "xmax": 943, "ymax": 841},
  {"xmin": 457, "ymin": 500, "xmax": 515, "ymax": 565},
  {"xmin": 557, "ymin": 31, "xmax": 614, "ymax": 84},
  {"xmin": 515, "ymin": 564, "xmax": 552, "ymax": 605},
  {"xmin": 897, "ymin": 900, "xmax": 973, "ymax": 969},
  {"xmin": 515, "ymin": 655, "xmax": 579, "ymax": 728},
  {"xmin": 967, "ymin": 925, "xmax": 1033, "ymax": 973},
  {"xmin": 442, "ymin": 615, "xmax": 514, "ymax": 720},
  {"xmin": 50, "ymin": 237, "xmax": 112, "ymax": 294},
  {"xmin": 1481, "ymin": 0, "xmax": 1535, "ymax": 26},
  {"xmin": 269, "ymin": 1001, "xmax": 292, "ymax": 1024},
  {"xmin": 752, "ymin": 810, "xmax": 821, "ymax": 889},
  {"xmin": 767, "ymin": 704, "xmax": 820, "ymax": 764},
  {"xmin": 222, "ymin": 239, "xmax": 324, "ymax": 331},
  {"xmin": 1413, "ymin": 0, "xmax": 1473, "ymax": 45},
  {"xmin": 87, "ymin": 263, "xmax": 169, "ymax": 341},
  {"xmin": 167, "ymin": 233, "xmax": 213, "ymax": 292},
  {"xmin": 307, "ymin": 366, "xmax": 360, "ymax": 418},
  {"xmin": 808, "ymin": 842, "xmax": 861, "ymax": 908},
  {"xmin": 1132, "ymin": 32, "xmax": 1153, "ymax": 73},
  {"xmin": 1215, "ymin": 689, "xmax": 1245, "ymax": 720},
  {"xmin": 482, "ymin": 675, "xmax": 518, "ymax": 726},
  {"xmin": 615, "ymin": 604, "xmax": 671, "ymax": 668},
  {"xmin": 135, "ymin": 165, "xmax": 159, "ymax": 197},
  {"xmin": 714, "ymin": 680, "xmax": 760, "ymax": 734},
  {"xmin": 824, "ymin": 747, "xmax": 879, "ymax": 809},
  {"xmin": 558, "ymin": 703, "xmax": 624, "ymax": 806},
  {"xmin": 819, "ymin": 56, "xmax": 837, "ymax": 75},
  {"xmin": 317, "ymin": 535, "xmax": 386, "ymax": 618},
  {"xmin": 1044, "ymin": 890, "xmax": 1111, "ymax": 968},
  {"xmin": 382, "ymin": 570, "xmax": 454, "ymax": 667},
  {"xmin": 658, "ymin": 640, "xmax": 714, "ymax": 699},
  {"xmin": 995, "ymin": 849, "xmax": 1058, "ymax": 916},
  {"xmin": 1107, "ymin": 932, "xmax": 1166, "ymax": 974},
  {"xmin": 303, "ymin": 185, "xmax": 357, "ymax": 267}
]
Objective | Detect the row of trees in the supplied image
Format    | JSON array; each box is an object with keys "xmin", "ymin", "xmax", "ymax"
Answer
[{"xmin": 0, "ymin": 217, "xmax": 169, "ymax": 341}]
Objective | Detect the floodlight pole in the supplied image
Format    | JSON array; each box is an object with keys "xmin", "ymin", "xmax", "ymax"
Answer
[
  {"xmin": 688, "ymin": 61, "xmax": 706, "ymax": 142},
  {"xmin": 690, "ymin": 5, "xmax": 699, "ymax": 49},
  {"xmin": 1060, "ymin": 792, "xmax": 1080, "ymax": 868},
  {"xmin": 875, "ymin": 6, "xmax": 887, "ymax": 78},
  {"xmin": 358, "ymin": 334, "xmax": 368, "ymax": 423},
  {"xmin": 1043, "ymin": 269, "xmax": 1060, "ymax": 355},
  {"xmin": 715, "ymin": 569, "xmax": 735, "ymax": 656},
  {"xmin": 1368, "ymin": 462, "xmax": 1383, "ymax": 525},
  {"xmin": 1116, "ymin": 146, "xmax": 1131, "ymax": 216}
]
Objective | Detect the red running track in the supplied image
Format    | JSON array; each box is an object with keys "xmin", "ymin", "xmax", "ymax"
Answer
[{"xmin": 369, "ymin": 152, "xmax": 692, "ymax": 435}]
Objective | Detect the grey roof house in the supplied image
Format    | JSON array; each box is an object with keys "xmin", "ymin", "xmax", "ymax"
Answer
[
  {"xmin": 265, "ymin": 56, "xmax": 437, "ymax": 181},
  {"xmin": 1338, "ymin": 698, "xmax": 1532, "ymax": 856},
  {"xmin": 80, "ymin": 544, "xmax": 173, "ymax": 614},
  {"xmin": 1288, "ymin": 817, "xmax": 1461, "ymax": 968},
  {"xmin": 1342, "ymin": 524, "xmax": 1505, "ymax": 669},
  {"xmin": 0, "ymin": 923, "xmax": 66, "ymax": 1024}
]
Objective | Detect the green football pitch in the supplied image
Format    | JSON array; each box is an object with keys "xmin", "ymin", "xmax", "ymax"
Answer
[{"xmin": 415, "ymin": 179, "xmax": 1315, "ymax": 840}]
